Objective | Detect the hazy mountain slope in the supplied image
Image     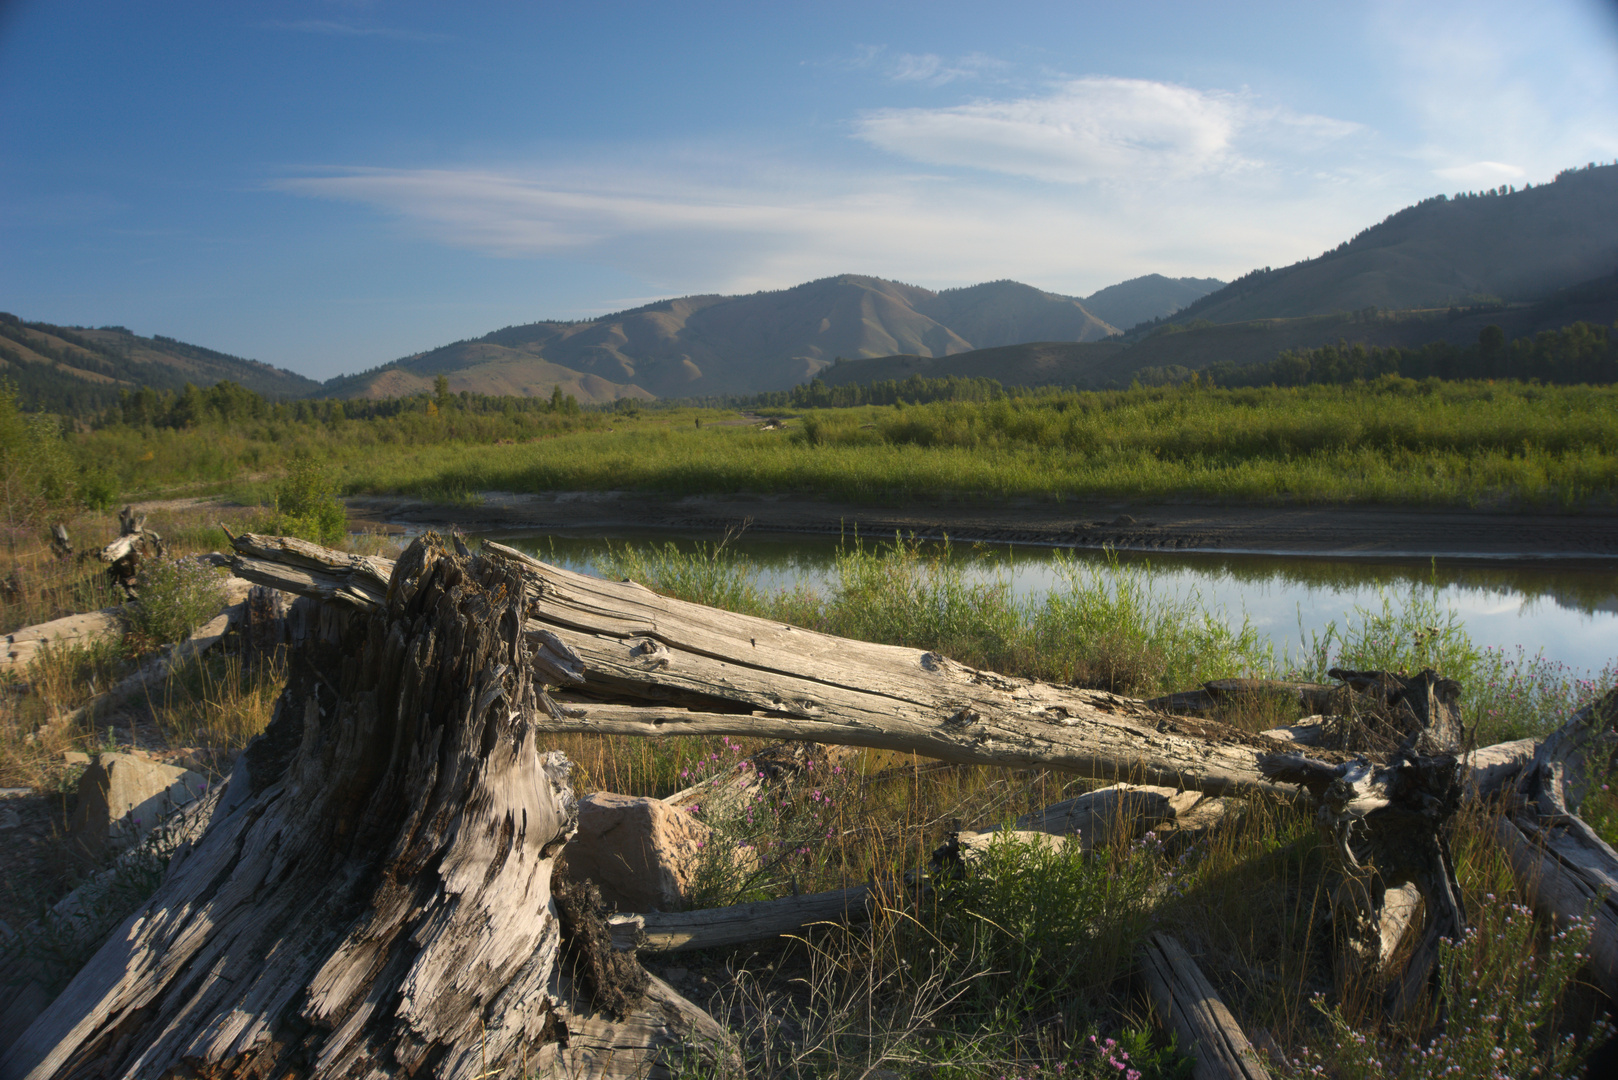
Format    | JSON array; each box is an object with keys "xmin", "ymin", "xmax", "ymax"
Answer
[
  {"xmin": 324, "ymin": 348, "xmax": 652, "ymax": 404},
  {"xmin": 0, "ymin": 315, "xmax": 320, "ymax": 412},
  {"xmin": 919, "ymin": 280, "xmax": 1117, "ymax": 346},
  {"xmin": 1151, "ymin": 164, "xmax": 1618, "ymax": 328},
  {"xmin": 331, "ymin": 274, "xmax": 1117, "ymax": 399},
  {"xmin": 818, "ymin": 341, "xmax": 1125, "ymax": 390},
  {"xmin": 823, "ymin": 275, "xmax": 1618, "ymax": 392},
  {"xmin": 1080, "ymin": 275, "xmax": 1224, "ymax": 330}
]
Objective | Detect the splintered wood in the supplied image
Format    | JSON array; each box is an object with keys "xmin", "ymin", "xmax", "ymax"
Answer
[{"xmin": 0, "ymin": 537, "xmax": 728, "ymax": 1080}]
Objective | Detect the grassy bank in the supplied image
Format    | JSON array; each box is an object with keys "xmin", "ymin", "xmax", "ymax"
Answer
[{"xmin": 48, "ymin": 379, "xmax": 1618, "ymax": 511}]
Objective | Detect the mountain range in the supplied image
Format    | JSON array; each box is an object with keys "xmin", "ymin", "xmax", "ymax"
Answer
[
  {"xmin": 324, "ymin": 273, "xmax": 1216, "ymax": 401},
  {"xmin": 1125, "ymin": 162, "xmax": 1618, "ymax": 333},
  {"xmin": 7, "ymin": 162, "xmax": 1617, "ymax": 408}
]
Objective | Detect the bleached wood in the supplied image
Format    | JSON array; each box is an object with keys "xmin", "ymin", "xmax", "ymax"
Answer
[
  {"xmin": 608, "ymin": 885, "xmax": 883, "ymax": 953},
  {"xmin": 1496, "ymin": 812, "xmax": 1618, "ymax": 999},
  {"xmin": 1, "ymin": 610, "xmax": 122, "ymax": 672},
  {"xmin": 1378, "ymin": 883, "xmax": 1424, "ymax": 970},
  {"xmin": 226, "ymin": 538, "xmax": 1564, "ymax": 807},
  {"xmin": 1, "ymin": 538, "xmax": 727, "ymax": 1080},
  {"xmin": 1139, "ymin": 932, "xmax": 1272, "ymax": 1080},
  {"xmin": 1495, "ymin": 689, "xmax": 1618, "ymax": 999}
]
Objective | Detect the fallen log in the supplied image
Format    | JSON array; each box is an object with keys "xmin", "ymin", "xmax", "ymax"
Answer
[
  {"xmin": 1139, "ymin": 932, "xmax": 1273, "ymax": 1080},
  {"xmin": 225, "ymin": 534, "xmax": 1332, "ymax": 798},
  {"xmin": 1, "ymin": 536, "xmax": 730, "ymax": 1080},
  {"xmin": 608, "ymin": 883, "xmax": 883, "ymax": 953},
  {"xmin": 1, "ymin": 609, "xmax": 123, "ymax": 674},
  {"xmin": 225, "ymin": 534, "xmax": 1616, "ymax": 1013},
  {"xmin": 1496, "ymin": 689, "xmax": 1618, "ymax": 998}
]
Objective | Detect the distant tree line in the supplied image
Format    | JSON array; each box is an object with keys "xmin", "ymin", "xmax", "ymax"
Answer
[
  {"xmin": 752, "ymin": 373, "xmax": 1012, "ymax": 409},
  {"xmin": 108, "ymin": 375, "xmax": 582, "ymax": 430},
  {"xmin": 1131, "ymin": 321, "xmax": 1616, "ymax": 390}
]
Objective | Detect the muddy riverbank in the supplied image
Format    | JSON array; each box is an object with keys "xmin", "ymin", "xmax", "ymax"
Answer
[{"xmin": 342, "ymin": 491, "xmax": 1618, "ymax": 562}]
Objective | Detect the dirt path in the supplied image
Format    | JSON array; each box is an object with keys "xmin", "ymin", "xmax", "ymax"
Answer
[{"xmin": 345, "ymin": 492, "xmax": 1618, "ymax": 562}]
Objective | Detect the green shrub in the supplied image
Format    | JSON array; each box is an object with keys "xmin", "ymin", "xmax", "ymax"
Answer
[
  {"xmin": 261, "ymin": 456, "xmax": 347, "ymax": 545},
  {"xmin": 0, "ymin": 380, "xmax": 78, "ymax": 525},
  {"xmin": 925, "ymin": 830, "xmax": 1157, "ymax": 1027},
  {"xmin": 127, "ymin": 558, "xmax": 227, "ymax": 648}
]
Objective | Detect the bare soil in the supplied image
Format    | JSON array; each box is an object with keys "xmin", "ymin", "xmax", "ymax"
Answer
[{"xmin": 345, "ymin": 492, "xmax": 1618, "ymax": 562}]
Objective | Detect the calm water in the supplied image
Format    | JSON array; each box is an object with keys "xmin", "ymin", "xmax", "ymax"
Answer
[{"xmin": 488, "ymin": 528, "xmax": 1618, "ymax": 677}]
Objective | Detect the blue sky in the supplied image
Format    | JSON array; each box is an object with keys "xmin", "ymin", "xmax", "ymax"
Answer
[{"xmin": 3, "ymin": 1, "xmax": 1616, "ymax": 381}]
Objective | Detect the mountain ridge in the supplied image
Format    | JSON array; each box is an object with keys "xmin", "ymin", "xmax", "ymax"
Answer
[
  {"xmin": 1124, "ymin": 163, "xmax": 1618, "ymax": 334},
  {"xmin": 323, "ymin": 273, "xmax": 1159, "ymax": 400},
  {"xmin": 0, "ymin": 316, "xmax": 321, "ymax": 412}
]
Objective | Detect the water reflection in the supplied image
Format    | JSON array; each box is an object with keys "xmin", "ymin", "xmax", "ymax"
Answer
[{"xmin": 489, "ymin": 528, "xmax": 1618, "ymax": 675}]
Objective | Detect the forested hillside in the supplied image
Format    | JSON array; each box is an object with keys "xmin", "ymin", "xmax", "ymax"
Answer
[
  {"xmin": 0, "ymin": 315, "xmax": 320, "ymax": 412},
  {"xmin": 1130, "ymin": 162, "xmax": 1618, "ymax": 329}
]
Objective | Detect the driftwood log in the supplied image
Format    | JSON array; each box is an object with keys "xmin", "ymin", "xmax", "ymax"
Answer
[
  {"xmin": 1497, "ymin": 689, "xmax": 1618, "ymax": 997},
  {"xmin": 208, "ymin": 535, "xmax": 1618, "ymax": 1032},
  {"xmin": 224, "ymin": 535, "xmax": 1338, "ymax": 798},
  {"xmin": 1139, "ymin": 932, "xmax": 1273, "ymax": 1080},
  {"xmin": 608, "ymin": 883, "xmax": 884, "ymax": 953},
  {"xmin": 1, "ymin": 536, "xmax": 729, "ymax": 1080}
]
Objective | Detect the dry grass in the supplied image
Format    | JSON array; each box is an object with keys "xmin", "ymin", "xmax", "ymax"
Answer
[
  {"xmin": 147, "ymin": 651, "xmax": 283, "ymax": 752},
  {"xmin": 0, "ymin": 502, "xmax": 275, "ymax": 796}
]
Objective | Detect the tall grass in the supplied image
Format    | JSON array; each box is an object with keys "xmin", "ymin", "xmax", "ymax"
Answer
[
  {"xmin": 68, "ymin": 382, "xmax": 1618, "ymax": 509},
  {"xmin": 1294, "ymin": 578, "xmax": 1618, "ymax": 744},
  {"xmin": 596, "ymin": 536, "xmax": 1273, "ymax": 697}
]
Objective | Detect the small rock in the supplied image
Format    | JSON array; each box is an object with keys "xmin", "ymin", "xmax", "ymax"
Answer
[
  {"xmin": 1013, "ymin": 783, "xmax": 1190, "ymax": 848},
  {"xmin": 0, "ymin": 807, "xmax": 19, "ymax": 830},
  {"xmin": 558, "ymin": 792, "xmax": 745, "ymax": 913},
  {"xmin": 62, "ymin": 751, "xmax": 90, "ymax": 766},
  {"xmin": 68, "ymin": 752, "xmax": 210, "ymax": 848}
]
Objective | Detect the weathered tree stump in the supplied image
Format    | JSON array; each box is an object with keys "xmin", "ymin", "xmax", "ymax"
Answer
[
  {"xmin": 1259, "ymin": 669, "xmax": 1469, "ymax": 1013},
  {"xmin": 1, "ymin": 535, "xmax": 728, "ymax": 1080},
  {"xmin": 48, "ymin": 524, "xmax": 72, "ymax": 562},
  {"xmin": 97, "ymin": 506, "xmax": 164, "ymax": 598}
]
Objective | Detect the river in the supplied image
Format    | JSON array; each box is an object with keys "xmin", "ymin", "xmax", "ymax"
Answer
[{"xmin": 487, "ymin": 527, "xmax": 1618, "ymax": 678}]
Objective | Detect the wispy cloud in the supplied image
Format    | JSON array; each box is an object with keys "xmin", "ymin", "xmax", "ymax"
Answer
[
  {"xmin": 888, "ymin": 52, "xmax": 1004, "ymax": 86},
  {"xmin": 264, "ymin": 20, "xmax": 449, "ymax": 42},
  {"xmin": 854, "ymin": 77, "xmax": 1361, "ymax": 185},
  {"xmin": 271, "ymin": 150, "xmax": 1388, "ymax": 298},
  {"xmin": 829, "ymin": 45, "xmax": 1005, "ymax": 86}
]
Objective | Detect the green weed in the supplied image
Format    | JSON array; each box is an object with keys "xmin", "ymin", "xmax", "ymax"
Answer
[
  {"xmin": 63, "ymin": 382, "xmax": 1618, "ymax": 511},
  {"xmin": 126, "ymin": 558, "xmax": 228, "ymax": 650},
  {"xmin": 255, "ymin": 454, "xmax": 347, "ymax": 545}
]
